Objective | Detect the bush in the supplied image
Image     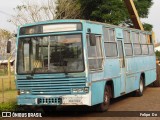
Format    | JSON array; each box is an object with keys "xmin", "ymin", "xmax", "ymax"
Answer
[{"xmin": 0, "ymin": 101, "xmax": 17, "ymax": 113}]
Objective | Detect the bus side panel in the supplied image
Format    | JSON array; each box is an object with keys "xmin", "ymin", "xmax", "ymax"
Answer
[
  {"xmin": 91, "ymin": 77, "xmax": 122, "ymax": 105},
  {"xmin": 91, "ymin": 81, "xmax": 105, "ymax": 105},
  {"xmin": 112, "ymin": 78, "xmax": 121, "ymax": 98},
  {"xmin": 145, "ymin": 69, "xmax": 156, "ymax": 86},
  {"xmin": 126, "ymin": 76, "xmax": 138, "ymax": 93},
  {"xmin": 104, "ymin": 58, "xmax": 122, "ymax": 98},
  {"xmin": 126, "ymin": 57, "xmax": 137, "ymax": 93},
  {"xmin": 143, "ymin": 55, "xmax": 156, "ymax": 86}
]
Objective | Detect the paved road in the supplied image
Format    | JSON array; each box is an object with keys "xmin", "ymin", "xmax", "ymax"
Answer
[{"xmin": 3, "ymin": 87, "xmax": 160, "ymax": 120}]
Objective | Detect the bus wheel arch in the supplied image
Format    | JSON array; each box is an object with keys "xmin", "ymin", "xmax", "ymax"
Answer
[
  {"xmin": 95, "ymin": 80, "xmax": 113, "ymax": 112},
  {"xmin": 106, "ymin": 80, "xmax": 114, "ymax": 98}
]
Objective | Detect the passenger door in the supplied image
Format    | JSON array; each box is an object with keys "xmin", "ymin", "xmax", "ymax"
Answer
[{"xmin": 116, "ymin": 29, "xmax": 126, "ymax": 94}]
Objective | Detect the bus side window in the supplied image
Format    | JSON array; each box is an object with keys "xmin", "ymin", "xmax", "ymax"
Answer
[
  {"xmin": 140, "ymin": 33, "xmax": 148, "ymax": 55},
  {"xmin": 147, "ymin": 34, "xmax": 153, "ymax": 44},
  {"xmin": 124, "ymin": 30, "xmax": 133, "ymax": 56},
  {"xmin": 132, "ymin": 32, "xmax": 141, "ymax": 55},
  {"xmin": 148, "ymin": 44, "xmax": 154, "ymax": 55},
  {"xmin": 103, "ymin": 28, "xmax": 118, "ymax": 57},
  {"xmin": 87, "ymin": 35, "xmax": 103, "ymax": 71}
]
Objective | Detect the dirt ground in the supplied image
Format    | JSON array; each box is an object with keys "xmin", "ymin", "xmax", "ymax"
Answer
[{"xmin": 2, "ymin": 87, "xmax": 160, "ymax": 120}]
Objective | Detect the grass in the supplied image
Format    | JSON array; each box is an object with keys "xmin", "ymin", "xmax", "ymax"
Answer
[
  {"xmin": 0, "ymin": 100, "xmax": 17, "ymax": 113},
  {"xmin": 0, "ymin": 90, "xmax": 17, "ymax": 114}
]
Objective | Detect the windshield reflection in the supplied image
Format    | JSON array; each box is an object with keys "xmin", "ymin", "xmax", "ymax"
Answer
[{"xmin": 17, "ymin": 34, "xmax": 84, "ymax": 74}]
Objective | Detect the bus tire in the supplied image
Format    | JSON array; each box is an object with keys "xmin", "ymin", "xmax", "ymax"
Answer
[
  {"xmin": 42, "ymin": 106, "xmax": 57, "ymax": 113},
  {"xmin": 135, "ymin": 76, "xmax": 144, "ymax": 97},
  {"xmin": 96, "ymin": 85, "xmax": 111, "ymax": 112}
]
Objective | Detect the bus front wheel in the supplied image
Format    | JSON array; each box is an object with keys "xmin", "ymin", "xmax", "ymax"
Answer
[{"xmin": 96, "ymin": 85, "xmax": 111, "ymax": 112}]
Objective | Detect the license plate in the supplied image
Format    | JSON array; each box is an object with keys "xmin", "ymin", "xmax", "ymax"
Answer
[{"xmin": 68, "ymin": 99, "xmax": 81, "ymax": 103}]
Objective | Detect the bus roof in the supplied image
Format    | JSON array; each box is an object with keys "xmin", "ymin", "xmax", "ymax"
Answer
[{"xmin": 19, "ymin": 19, "xmax": 151, "ymax": 34}]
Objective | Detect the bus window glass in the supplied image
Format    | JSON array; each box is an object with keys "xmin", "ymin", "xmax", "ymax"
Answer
[
  {"xmin": 96, "ymin": 36, "xmax": 103, "ymax": 57},
  {"xmin": 87, "ymin": 35, "xmax": 103, "ymax": 71},
  {"xmin": 132, "ymin": 32, "xmax": 139, "ymax": 43},
  {"xmin": 103, "ymin": 28, "xmax": 110, "ymax": 42},
  {"xmin": 124, "ymin": 44, "xmax": 133, "ymax": 56},
  {"xmin": 142, "ymin": 45, "xmax": 148, "ymax": 55},
  {"xmin": 109, "ymin": 29, "xmax": 115, "ymax": 42},
  {"xmin": 140, "ymin": 33, "xmax": 147, "ymax": 44},
  {"xmin": 124, "ymin": 31, "xmax": 131, "ymax": 43},
  {"xmin": 124, "ymin": 30, "xmax": 133, "ymax": 56},
  {"xmin": 118, "ymin": 41, "xmax": 123, "ymax": 58},
  {"xmin": 97, "ymin": 59, "xmax": 103, "ymax": 68},
  {"xmin": 87, "ymin": 44, "xmax": 96, "ymax": 57},
  {"xmin": 146, "ymin": 35, "xmax": 152, "ymax": 44},
  {"xmin": 17, "ymin": 34, "xmax": 84, "ymax": 74},
  {"xmin": 23, "ymin": 43, "xmax": 30, "ymax": 71},
  {"xmin": 148, "ymin": 45, "xmax": 154, "ymax": 55},
  {"xmin": 88, "ymin": 59, "xmax": 98, "ymax": 70},
  {"xmin": 134, "ymin": 44, "xmax": 141, "ymax": 55},
  {"xmin": 105, "ymin": 43, "xmax": 117, "ymax": 57}
]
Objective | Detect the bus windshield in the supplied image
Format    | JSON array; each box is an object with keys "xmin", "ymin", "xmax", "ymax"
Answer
[{"xmin": 17, "ymin": 34, "xmax": 84, "ymax": 74}]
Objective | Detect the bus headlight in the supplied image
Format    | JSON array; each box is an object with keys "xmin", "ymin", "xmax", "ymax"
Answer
[
  {"xmin": 20, "ymin": 89, "xmax": 31, "ymax": 94},
  {"xmin": 72, "ymin": 87, "xmax": 89, "ymax": 93},
  {"xmin": 84, "ymin": 87, "xmax": 89, "ymax": 93}
]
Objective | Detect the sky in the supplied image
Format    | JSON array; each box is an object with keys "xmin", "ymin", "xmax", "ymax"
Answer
[{"xmin": 0, "ymin": 0, "xmax": 160, "ymax": 42}]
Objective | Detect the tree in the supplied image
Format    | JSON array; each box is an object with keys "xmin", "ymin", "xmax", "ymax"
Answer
[
  {"xmin": 9, "ymin": 0, "xmax": 55, "ymax": 26},
  {"xmin": 10, "ymin": 0, "xmax": 81, "ymax": 26},
  {"xmin": 143, "ymin": 23, "xmax": 153, "ymax": 31},
  {"xmin": 0, "ymin": 29, "xmax": 15, "ymax": 75},
  {"xmin": 0, "ymin": 29, "xmax": 12, "ymax": 56},
  {"xmin": 155, "ymin": 50, "xmax": 160, "ymax": 59},
  {"xmin": 78, "ymin": 0, "xmax": 153, "ymax": 31},
  {"xmin": 55, "ymin": 0, "xmax": 81, "ymax": 19}
]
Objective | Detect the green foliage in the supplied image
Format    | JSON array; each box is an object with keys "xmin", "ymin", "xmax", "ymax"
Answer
[
  {"xmin": 79, "ymin": 0, "xmax": 127, "ymax": 25},
  {"xmin": 134, "ymin": 0, "xmax": 153, "ymax": 18},
  {"xmin": 78, "ymin": 0, "xmax": 153, "ymax": 25},
  {"xmin": 0, "ymin": 101, "xmax": 17, "ymax": 113},
  {"xmin": 155, "ymin": 50, "xmax": 160, "ymax": 59},
  {"xmin": 143, "ymin": 23, "xmax": 153, "ymax": 31}
]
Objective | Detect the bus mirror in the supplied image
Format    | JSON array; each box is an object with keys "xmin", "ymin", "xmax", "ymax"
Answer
[
  {"xmin": 14, "ymin": 34, "xmax": 17, "ymax": 37},
  {"xmin": 7, "ymin": 41, "xmax": 11, "ymax": 53},
  {"xmin": 89, "ymin": 33, "xmax": 96, "ymax": 46}
]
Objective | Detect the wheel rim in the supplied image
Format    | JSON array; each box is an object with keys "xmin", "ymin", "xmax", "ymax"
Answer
[
  {"xmin": 104, "ymin": 91, "xmax": 108, "ymax": 104},
  {"xmin": 140, "ymin": 80, "xmax": 143, "ymax": 93}
]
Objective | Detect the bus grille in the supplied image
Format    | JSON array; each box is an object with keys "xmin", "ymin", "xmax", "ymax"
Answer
[
  {"xmin": 37, "ymin": 97, "xmax": 62, "ymax": 105},
  {"xmin": 16, "ymin": 77, "xmax": 86, "ymax": 95}
]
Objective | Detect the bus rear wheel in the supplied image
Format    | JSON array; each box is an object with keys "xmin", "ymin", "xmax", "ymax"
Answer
[
  {"xmin": 135, "ymin": 76, "xmax": 144, "ymax": 97},
  {"xmin": 96, "ymin": 85, "xmax": 111, "ymax": 112}
]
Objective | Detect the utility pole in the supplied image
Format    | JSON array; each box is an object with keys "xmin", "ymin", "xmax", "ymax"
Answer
[{"xmin": 8, "ymin": 55, "xmax": 12, "ymax": 90}]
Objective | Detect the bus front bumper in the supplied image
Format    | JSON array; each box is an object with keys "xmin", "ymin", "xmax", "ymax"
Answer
[{"xmin": 17, "ymin": 94, "xmax": 91, "ymax": 106}]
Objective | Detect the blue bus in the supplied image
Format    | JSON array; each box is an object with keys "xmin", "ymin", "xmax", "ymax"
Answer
[{"xmin": 12, "ymin": 19, "xmax": 156, "ymax": 112}]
